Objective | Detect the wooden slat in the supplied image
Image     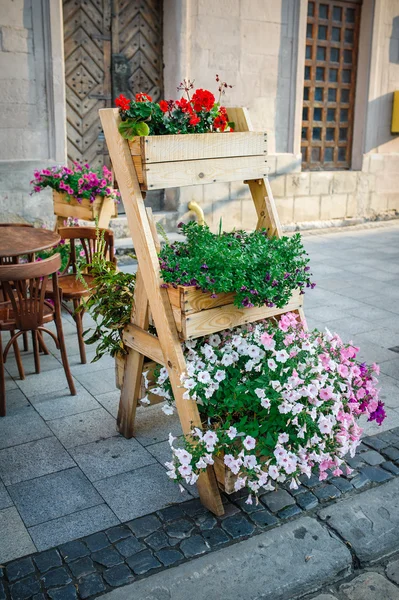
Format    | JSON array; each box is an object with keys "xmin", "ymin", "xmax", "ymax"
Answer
[
  {"xmin": 53, "ymin": 192, "xmax": 117, "ymax": 225},
  {"xmin": 144, "ymin": 155, "xmax": 268, "ymax": 190},
  {"xmin": 181, "ymin": 291, "xmax": 304, "ymax": 340},
  {"xmin": 123, "ymin": 324, "xmax": 166, "ymax": 366},
  {"xmin": 129, "ymin": 132, "xmax": 267, "ymax": 163}
]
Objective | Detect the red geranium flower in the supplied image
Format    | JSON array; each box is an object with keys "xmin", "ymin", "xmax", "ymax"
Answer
[
  {"xmin": 135, "ymin": 93, "xmax": 152, "ymax": 102},
  {"xmin": 189, "ymin": 114, "xmax": 200, "ymax": 126},
  {"xmin": 192, "ymin": 89, "xmax": 215, "ymax": 112},
  {"xmin": 115, "ymin": 94, "xmax": 131, "ymax": 111},
  {"xmin": 159, "ymin": 100, "xmax": 169, "ymax": 113},
  {"xmin": 175, "ymin": 98, "xmax": 193, "ymax": 114}
]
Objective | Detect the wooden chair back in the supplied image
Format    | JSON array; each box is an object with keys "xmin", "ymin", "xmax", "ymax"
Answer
[
  {"xmin": 58, "ymin": 227, "xmax": 115, "ymax": 274},
  {"xmin": 0, "ymin": 254, "xmax": 61, "ymax": 331}
]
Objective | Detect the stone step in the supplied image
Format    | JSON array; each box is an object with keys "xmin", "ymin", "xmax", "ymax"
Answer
[
  {"xmin": 111, "ymin": 211, "xmax": 179, "ymax": 240},
  {"xmin": 115, "ymin": 232, "xmax": 184, "ymax": 257}
]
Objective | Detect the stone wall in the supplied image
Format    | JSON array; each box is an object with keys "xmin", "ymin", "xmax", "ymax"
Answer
[
  {"xmin": 0, "ymin": 0, "xmax": 66, "ymax": 224},
  {"xmin": 164, "ymin": 0, "xmax": 399, "ymax": 231}
]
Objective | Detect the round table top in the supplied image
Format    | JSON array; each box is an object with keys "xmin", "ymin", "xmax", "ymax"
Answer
[{"xmin": 0, "ymin": 226, "xmax": 61, "ymax": 258}]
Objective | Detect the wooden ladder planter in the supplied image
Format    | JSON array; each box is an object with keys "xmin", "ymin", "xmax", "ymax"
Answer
[
  {"xmin": 100, "ymin": 106, "xmax": 307, "ymax": 516},
  {"xmin": 53, "ymin": 191, "xmax": 117, "ymax": 230}
]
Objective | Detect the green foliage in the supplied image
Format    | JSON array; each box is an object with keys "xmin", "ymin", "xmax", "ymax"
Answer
[{"xmin": 159, "ymin": 222, "xmax": 315, "ymax": 309}]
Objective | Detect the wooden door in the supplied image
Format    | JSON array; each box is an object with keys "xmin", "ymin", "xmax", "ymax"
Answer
[{"xmin": 63, "ymin": 0, "xmax": 163, "ymax": 168}]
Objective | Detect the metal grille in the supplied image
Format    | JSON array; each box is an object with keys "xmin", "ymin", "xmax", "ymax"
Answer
[{"xmin": 301, "ymin": 0, "xmax": 362, "ymax": 170}]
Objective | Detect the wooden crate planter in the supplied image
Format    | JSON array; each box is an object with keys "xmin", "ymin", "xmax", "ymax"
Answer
[
  {"xmin": 53, "ymin": 191, "xmax": 117, "ymax": 229},
  {"xmin": 100, "ymin": 105, "xmax": 307, "ymax": 517},
  {"xmin": 128, "ymin": 117, "xmax": 268, "ymax": 191},
  {"xmin": 115, "ymin": 353, "xmax": 163, "ymax": 406},
  {"xmin": 167, "ymin": 286, "xmax": 304, "ymax": 340},
  {"xmin": 213, "ymin": 455, "xmax": 236, "ymax": 494}
]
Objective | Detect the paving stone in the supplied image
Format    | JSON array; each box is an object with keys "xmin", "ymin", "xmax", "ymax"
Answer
[
  {"xmin": 0, "ymin": 437, "xmax": 75, "ymax": 486},
  {"xmin": 29, "ymin": 504, "xmax": 119, "ymax": 551},
  {"xmin": 221, "ymin": 514, "xmax": 255, "ymax": 539},
  {"xmin": 383, "ymin": 447, "xmax": 399, "ymax": 461},
  {"xmin": 330, "ymin": 477, "xmax": 353, "ymax": 493},
  {"xmin": 218, "ymin": 501, "xmax": 241, "ymax": 519},
  {"xmin": 0, "ymin": 407, "xmax": 52, "ymax": 450},
  {"xmin": 144, "ymin": 531, "xmax": 170, "ymax": 551},
  {"xmin": 311, "ymin": 596, "xmax": 337, "ymax": 600},
  {"xmin": 133, "ymin": 404, "xmax": 182, "ymax": 447},
  {"xmin": 278, "ymin": 505, "xmax": 302, "ymax": 519},
  {"xmin": 382, "ymin": 461, "xmax": 399, "ymax": 475},
  {"xmin": 387, "ymin": 558, "xmax": 399, "ymax": 585},
  {"xmin": 77, "ymin": 573, "xmax": 105, "ymax": 599},
  {"xmin": 127, "ymin": 514, "xmax": 162, "ymax": 538},
  {"xmin": 0, "ymin": 481, "xmax": 13, "ymax": 510},
  {"xmin": 6, "ymin": 558, "xmax": 35, "ymax": 582},
  {"xmin": 81, "ymin": 532, "xmax": 109, "ymax": 552},
  {"xmin": 340, "ymin": 572, "xmax": 399, "ymax": 600},
  {"xmin": 319, "ymin": 478, "xmax": 399, "ymax": 564},
  {"xmin": 69, "ymin": 436, "xmax": 156, "ymax": 483},
  {"xmin": 59, "ymin": 541, "xmax": 89, "ymax": 563},
  {"xmin": 165, "ymin": 518, "xmax": 194, "ymax": 540},
  {"xmin": 180, "ymin": 535, "xmax": 208, "ymax": 558},
  {"xmin": 0, "ymin": 581, "xmax": 5, "ymax": 600},
  {"xmin": 41, "ymin": 567, "xmax": 72, "ymax": 588},
  {"xmin": 91, "ymin": 546, "xmax": 123, "ymax": 568},
  {"xmin": 113, "ymin": 516, "xmax": 351, "ymax": 599},
  {"xmin": 8, "ymin": 468, "xmax": 103, "ymax": 527},
  {"xmin": 155, "ymin": 548, "xmax": 184, "ymax": 567},
  {"xmin": 10, "ymin": 575, "xmax": 41, "ymax": 600},
  {"xmin": 182, "ymin": 498, "xmax": 209, "ymax": 517},
  {"xmin": 0, "ymin": 507, "xmax": 36, "ymax": 564},
  {"xmin": 95, "ymin": 464, "xmax": 191, "ymax": 522},
  {"xmin": 287, "ymin": 484, "xmax": 307, "ymax": 497},
  {"xmin": 249, "ymin": 509, "xmax": 279, "ymax": 528},
  {"xmin": 30, "ymin": 386, "xmax": 100, "ymax": 422},
  {"xmin": 47, "ymin": 584, "xmax": 78, "ymax": 600},
  {"xmin": 115, "ymin": 536, "xmax": 144, "ymax": 558},
  {"xmin": 47, "ymin": 408, "xmax": 118, "ymax": 449},
  {"xmin": 157, "ymin": 505, "xmax": 186, "ymax": 522},
  {"xmin": 296, "ymin": 491, "xmax": 319, "ymax": 510},
  {"xmin": 126, "ymin": 550, "xmax": 161, "ymax": 575},
  {"xmin": 103, "ymin": 564, "xmax": 133, "ymax": 587},
  {"xmin": 360, "ymin": 465, "xmax": 393, "ymax": 483},
  {"xmin": 195, "ymin": 514, "xmax": 217, "ymax": 530},
  {"xmin": 68, "ymin": 557, "xmax": 96, "ymax": 579},
  {"xmin": 356, "ymin": 443, "xmax": 369, "ymax": 453},
  {"xmin": 346, "ymin": 455, "xmax": 366, "ymax": 469},
  {"xmin": 313, "ymin": 484, "xmax": 341, "ymax": 503},
  {"xmin": 300, "ymin": 473, "xmax": 322, "ymax": 488},
  {"xmin": 261, "ymin": 489, "xmax": 296, "ymax": 513},
  {"xmin": 350, "ymin": 472, "xmax": 370, "ymax": 490},
  {"xmin": 363, "ymin": 436, "xmax": 389, "ymax": 451},
  {"xmin": 33, "ymin": 549, "xmax": 62, "ymax": 574},
  {"xmin": 202, "ymin": 527, "xmax": 230, "ymax": 547},
  {"xmin": 360, "ymin": 449, "xmax": 385, "ymax": 466},
  {"xmin": 378, "ymin": 431, "xmax": 399, "ymax": 445},
  {"xmin": 105, "ymin": 525, "xmax": 131, "ymax": 544},
  {"xmin": 235, "ymin": 496, "xmax": 264, "ymax": 513}
]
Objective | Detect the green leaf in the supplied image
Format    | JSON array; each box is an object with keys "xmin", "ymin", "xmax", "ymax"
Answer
[{"xmin": 134, "ymin": 121, "xmax": 150, "ymax": 136}]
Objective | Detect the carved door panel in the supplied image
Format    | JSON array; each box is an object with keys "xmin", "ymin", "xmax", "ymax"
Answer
[{"xmin": 63, "ymin": 0, "xmax": 163, "ymax": 168}]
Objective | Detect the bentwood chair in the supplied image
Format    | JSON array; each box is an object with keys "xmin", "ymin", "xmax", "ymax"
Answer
[
  {"xmin": 0, "ymin": 254, "xmax": 76, "ymax": 416},
  {"xmin": 56, "ymin": 227, "xmax": 115, "ymax": 364}
]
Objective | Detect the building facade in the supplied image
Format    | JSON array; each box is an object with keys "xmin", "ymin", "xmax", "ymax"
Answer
[{"xmin": 0, "ymin": 0, "xmax": 398, "ymax": 231}]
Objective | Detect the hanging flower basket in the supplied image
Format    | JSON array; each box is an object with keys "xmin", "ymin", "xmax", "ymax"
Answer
[{"xmin": 53, "ymin": 191, "xmax": 117, "ymax": 224}]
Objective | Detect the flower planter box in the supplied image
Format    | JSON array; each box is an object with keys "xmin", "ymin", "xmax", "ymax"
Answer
[
  {"xmin": 115, "ymin": 354, "xmax": 163, "ymax": 406},
  {"xmin": 53, "ymin": 191, "xmax": 117, "ymax": 228},
  {"xmin": 128, "ymin": 129, "xmax": 268, "ymax": 190},
  {"xmin": 166, "ymin": 286, "xmax": 303, "ymax": 340},
  {"xmin": 213, "ymin": 455, "xmax": 236, "ymax": 494}
]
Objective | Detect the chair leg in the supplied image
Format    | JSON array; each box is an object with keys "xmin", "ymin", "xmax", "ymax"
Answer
[
  {"xmin": 54, "ymin": 317, "xmax": 76, "ymax": 396},
  {"xmin": 37, "ymin": 331, "xmax": 50, "ymax": 355},
  {"xmin": 23, "ymin": 332, "xmax": 29, "ymax": 352},
  {"xmin": 32, "ymin": 331, "xmax": 40, "ymax": 374},
  {"xmin": 73, "ymin": 299, "xmax": 86, "ymax": 364},
  {"xmin": 0, "ymin": 333, "xmax": 5, "ymax": 417},
  {"xmin": 11, "ymin": 330, "xmax": 25, "ymax": 380}
]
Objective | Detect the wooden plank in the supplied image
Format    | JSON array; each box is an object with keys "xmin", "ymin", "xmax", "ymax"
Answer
[
  {"xmin": 144, "ymin": 154, "xmax": 268, "ymax": 190},
  {"xmin": 117, "ymin": 269, "xmax": 150, "ymax": 437},
  {"xmin": 226, "ymin": 107, "xmax": 254, "ymax": 133},
  {"xmin": 123, "ymin": 324, "xmax": 166, "ymax": 367},
  {"xmin": 100, "ymin": 107, "xmax": 224, "ymax": 516},
  {"xmin": 167, "ymin": 286, "xmax": 236, "ymax": 315},
  {"xmin": 53, "ymin": 191, "xmax": 117, "ymax": 225},
  {"xmin": 181, "ymin": 291, "xmax": 304, "ymax": 340},
  {"xmin": 128, "ymin": 132, "xmax": 267, "ymax": 163}
]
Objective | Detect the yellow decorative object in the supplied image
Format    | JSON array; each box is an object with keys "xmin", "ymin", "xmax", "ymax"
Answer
[
  {"xmin": 188, "ymin": 201, "xmax": 206, "ymax": 226},
  {"xmin": 392, "ymin": 91, "xmax": 399, "ymax": 134}
]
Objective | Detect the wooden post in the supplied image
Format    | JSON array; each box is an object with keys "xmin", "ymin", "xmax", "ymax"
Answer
[{"xmin": 100, "ymin": 108, "xmax": 224, "ymax": 516}]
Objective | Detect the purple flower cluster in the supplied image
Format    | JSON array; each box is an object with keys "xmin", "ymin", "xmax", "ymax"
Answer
[{"xmin": 31, "ymin": 163, "xmax": 120, "ymax": 204}]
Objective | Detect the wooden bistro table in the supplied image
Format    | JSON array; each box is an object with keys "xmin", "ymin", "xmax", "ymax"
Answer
[{"xmin": 0, "ymin": 226, "xmax": 60, "ymax": 260}]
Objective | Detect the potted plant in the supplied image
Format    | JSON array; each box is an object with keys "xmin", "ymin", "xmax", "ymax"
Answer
[
  {"xmin": 158, "ymin": 221, "xmax": 314, "ymax": 340},
  {"xmin": 31, "ymin": 163, "xmax": 119, "ymax": 228},
  {"xmin": 150, "ymin": 313, "xmax": 384, "ymax": 500},
  {"xmin": 113, "ymin": 76, "xmax": 268, "ymax": 190}
]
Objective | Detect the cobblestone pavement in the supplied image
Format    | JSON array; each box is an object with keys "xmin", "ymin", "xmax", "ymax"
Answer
[{"xmin": 0, "ymin": 222, "xmax": 399, "ymax": 598}]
